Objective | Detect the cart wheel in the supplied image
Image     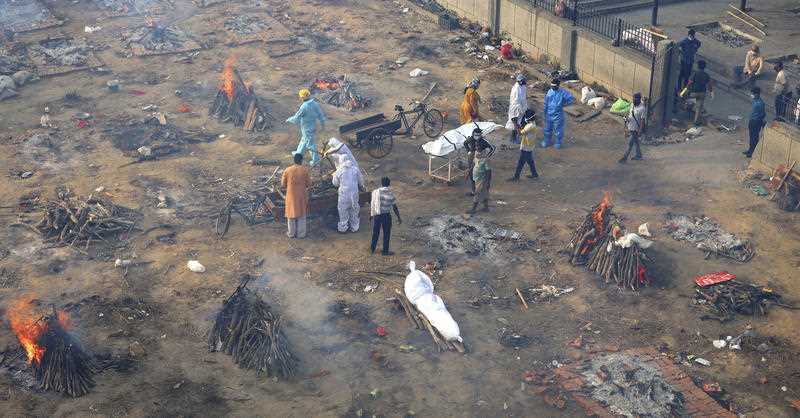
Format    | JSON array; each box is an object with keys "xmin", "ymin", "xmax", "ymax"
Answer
[
  {"xmin": 215, "ymin": 205, "xmax": 232, "ymax": 238},
  {"xmin": 367, "ymin": 128, "xmax": 393, "ymax": 159},
  {"xmin": 423, "ymin": 109, "xmax": 444, "ymax": 138}
]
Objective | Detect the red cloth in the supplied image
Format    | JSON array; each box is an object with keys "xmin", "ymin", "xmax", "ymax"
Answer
[
  {"xmin": 694, "ymin": 272, "xmax": 736, "ymax": 287},
  {"xmin": 500, "ymin": 43, "xmax": 514, "ymax": 59}
]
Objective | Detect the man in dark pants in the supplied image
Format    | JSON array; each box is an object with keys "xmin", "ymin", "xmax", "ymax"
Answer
[
  {"xmin": 744, "ymin": 87, "xmax": 766, "ymax": 158},
  {"xmin": 463, "ymin": 128, "xmax": 494, "ymax": 196},
  {"xmin": 619, "ymin": 93, "xmax": 647, "ymax": 163},
  {"xmin": 677, "ymin": 29, "xmax": 701, "ymax": 90},
  {"xmin": 369, "ymin": 177, "xmax": 402, "ymax": 256}
]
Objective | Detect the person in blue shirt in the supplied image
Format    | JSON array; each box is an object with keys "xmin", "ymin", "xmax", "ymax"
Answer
[
  {"xmin": 540, "ymin": 79, "xmax": 574, "ymax": 149},
  {"xmin": 287, "ymin": 89, "xmax": 326, "ymax": 166},
  {"xmin": 677, "ymin": 29, "xmax": 701, "ymax": 89},
  {"xmin": 744, "ymin": 86, "xmax": 766, "ymax": 158}
]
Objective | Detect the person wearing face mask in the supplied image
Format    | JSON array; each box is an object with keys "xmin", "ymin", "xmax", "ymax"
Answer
[
  {"xmin": 505, "ymin": 74, "xmax": 528, "ymax": 144},
  {"xmin": 677, "ymin": 29, "xmax": 701, "ymax": 90},
  {"xmin": 618, "ymin": 93, "xmax": 646, "ymax": 163},
  {"xmin": 540, "ymin": 79, "xmax": 574, "ymax": 149},
  {"xmin": 743, "ymin": 86, "xmax": 766, "ymax": 158}
]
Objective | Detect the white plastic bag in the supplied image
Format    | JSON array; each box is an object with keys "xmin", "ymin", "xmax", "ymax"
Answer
[
  {"xmin": 404, "ymin": 261, "xmax": 433, "ymax": 304},
  {"xmin": 409, "ymin": 68, "xmax": 429, "ymax": 77},
  {"xmin": 587, "ymin": 97, "xmax": 606, "ymax": 109},
  {"xmin": 187, "ymin": 260, "xmax": 206, "ymax": 273},
  {"xmin": 581, "ymin": 86, "xmax": 596, "ymax": 104}
]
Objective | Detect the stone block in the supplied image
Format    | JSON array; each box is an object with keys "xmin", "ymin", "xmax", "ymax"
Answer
[
  {"xmin": 594, "ymin": 44, "xmax": 614, "ymax": 86},
  {"xmin": 513, "ymin": 3, "xmax": 533, "ymax": 43},
  {"xmin": 574, "ymin": 35, "xmax": 595, "ymax": 75},
  {"xmin": 612, "ymin": 53, "xmax": 636, "ymax": 97},
  {"xmin": 547, "ymin": 23, "xmax": 562, "ymax": 57},
  {"xmin": 633, "ymin": 63, "xmax": 651, "ymax": 98},
  {"xmin": 535, "ymin": 17, "xmax": 549, "ymax": 51},
  {"xmin": 459, "ymin": 0, "xmax": 476, "ymax": 18},
  {"xmin": 499, "ymin": 0, "xmax": 514, "ymax": 32}
]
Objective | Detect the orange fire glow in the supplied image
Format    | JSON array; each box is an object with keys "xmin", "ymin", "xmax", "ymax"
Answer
[
  {"xmin": 314, "ymin": 79, "xmax": 340, "ymax": 91},
  {"xmin": 220, "ymin": 56, "xmax": 237, "ymax": 104},
  {"xmin": 7, "ymin": 298, "xmax": 71, "ymax": 365},
  {"xmin": 592, "ymin": 191, "xmax": 612, "ymax": 236}
]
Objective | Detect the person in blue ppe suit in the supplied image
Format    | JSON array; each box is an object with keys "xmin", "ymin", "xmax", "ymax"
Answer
[
  {"xmin": 287, "ymin": 88, "xmax": 326, "ymax": 166},
  {"xmin": 540, "ymin": 79, "xmax": 574, "ymax": 149}
]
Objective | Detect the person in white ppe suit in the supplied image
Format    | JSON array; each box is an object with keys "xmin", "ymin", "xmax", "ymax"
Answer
[
  {"xmin": 332, "ymin": 159, "xmax": 365, "ymax": 233},
  {"xmin": 324, "ymin": 137, "xmax": 358, "ymax": 170},
  {"xmin": 505, "ymin": 74, "xmax": 528, "ymax": 144}
]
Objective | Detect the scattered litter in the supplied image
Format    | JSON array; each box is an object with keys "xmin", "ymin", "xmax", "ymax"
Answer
[
  {"xmin": 521, "ymin": 285, "xmax": 574, "ymax": 303},
  {"xmin": 712, "ymin": 339, "xmax": 727, "ymax": 349},
  {"xmin": 581, "ymin": 86, "xmax": 596, "ymax": 104},
  {"xmin": 114, "ymin": 259, "xmax": 132, "ymax": 268},
  {"xmin": 685, "ymin": 127, "xmax": 703, "ymax": 137},
  {"xmin": 587, "ymin": 97, "xmax": 606, "ymax": 110},
  {"xmin": 187, "ymin": 260, "xmax": 205, "ymax": 273},
  {"xmin": 694, "ymin": 271, "xmax": 736, "ymax": 287},
  {"xmin": 84, "ymin": 25, "xmax": 102, "ymax": 33},
  {"xmin": 637, "ymin": 223, "xmax": 651, "ymax": 237},
  {"xmin": 694, "ymin": 278, "xmax": 792, "ymax": 321},
  {"xmin": 409, "ymin": 68, "xmax": 429, "ymax": 77}
]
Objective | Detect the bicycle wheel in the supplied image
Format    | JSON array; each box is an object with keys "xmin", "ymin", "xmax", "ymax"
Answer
[
  {"xmin": 215, "ymin": 204, "xmax": 232, "ymax": 238},
  {"xmin": 367, "ymin": 128, "xmax": 393, "ymax": 159},
  {"xmin": 423, "ymin": 109, "xmax": 444, "ymax": 138}
]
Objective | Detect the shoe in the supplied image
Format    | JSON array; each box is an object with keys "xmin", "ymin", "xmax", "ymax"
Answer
[
  {"xmin": 744, "ymin": 153, "xmax": 752, "ymax": 158},
  {"xmin": 465, "ymin": 192, "xmax": 474, "ymax": 197},
  {"xmin": 526, "ymin": 173, "xmax": 539, "ymax": 178},
  {"xmin": 381, "ymin": 251, "xmax": 395, "ymax": 256},
  {"xmin": 540, "ymin": 141, "xmax": 551, "ymax": 148},
  {"xmin": 742, "ymin": 151, "xmax": 750, "ymax": 155},
  {"xmin": 632, "ymin": 156, "xmax": 642, "ymax": 160},
  {"xmin": 554, "ymin": 143, "xmax": 562, "ymax": 149},
  {"xmin": 618, "ymin": 157, "xmax": 627, "ymax": 164},
  {"xmin": 506, "ymin": 177, "xmax": 519, "ymax": 182}
]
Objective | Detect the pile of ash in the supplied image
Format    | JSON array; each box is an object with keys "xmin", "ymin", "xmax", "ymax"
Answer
[
  {"xmin": 578, "ymin": 352, "xmax": 684, "ymax": 417},
  {"xmin": 424, "ymin": 215, "xmax": 525, "ymax": 257},
  {"xmin": 696, "ymin": 24, "xmax": 752, "ymax": 48},
  {"xmin": 0, "ymin": 0, "xmax": 62, "ymax": 33},
  {"xmin": 32, "ymin": 38, "xmax": 90, "ymax": 66},
  {"xmin": 664, "ymin": 213, "xmax": 755, "ymax": 262},
  {"xmin": 223, "ymin": 14, "xmax": 272, "ymax": 35},
  {"xmin": 94, "ymin": 0, "xmax": 170, "ymax": 15},
  {"xmin": 123, "ymin": 24, "xmax": 193, "ymax": 52}
]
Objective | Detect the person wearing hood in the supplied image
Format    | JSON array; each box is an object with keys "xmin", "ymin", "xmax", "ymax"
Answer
[
  {"xmin": 287, "ymin": 88, "xmax": 326, "ymax": 166},
  {"xmin": 506, "ymin": 74, "xmax": 528, "ymax": 144},
  {"xmin": 459, "ymin": 78, "xmax": 481, "ymax": 124},
  {"xmin": 324, "ymin": 137, "xmax": 358, "ymax": 170},
  {"xmin": 332, "ymin": 159, "xmax": 365, "ymax": 233},
  {"xmin": 540, "ymin": 79, "xmax": 574, "ymax": 149}
]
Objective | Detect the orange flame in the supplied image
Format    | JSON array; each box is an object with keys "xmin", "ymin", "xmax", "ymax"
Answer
[
  {"xmin": 7, "ymin": 298, "xmax": 71, "ymax": 365},
  {"xmin": 592, "ymin": 191, "xmax": 612, "ymax": 236},
  {"xmin": 314, "ymin": 79, "xmax": 340, "ymax": 91},
  {"xmin": 220, "ymin": 56, "xmax": 237, "ymax": 104},
  {"xmin": 8, "ymin": 298, "xmax": 46, "ymax": 365}
]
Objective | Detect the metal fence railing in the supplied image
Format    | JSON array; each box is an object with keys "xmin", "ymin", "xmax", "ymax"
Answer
[{"xmin": 527, "ymin": 0, "xmax": 657, "ymax": 57}]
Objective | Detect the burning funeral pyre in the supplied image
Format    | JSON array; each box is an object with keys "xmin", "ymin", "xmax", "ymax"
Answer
[
  {"xmin": 208, "ymin": 276, "xmax": 298, "ymax": 379},
  {"xmin": 33, "ymin": 190, "xmax": 139, "ymax": 248},
  {"xmin": 8, "ymin": 299, "xmax": 96, "ymax": 397},
  {"xmin": 209, "ymin": 58, "xmax": 272, "ymax": 131},
  {"xmin": 311, "ymin": 75, "xmax": 370, "ymax": 112},
  {"xmin": 566, "ymin": 193, "xmax": 653, "ymax": 290}
]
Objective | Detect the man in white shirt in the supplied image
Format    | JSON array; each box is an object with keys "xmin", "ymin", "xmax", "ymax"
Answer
[{"xmin": 618, "ymin": 93, "xmax": 646, "ymax": 163}]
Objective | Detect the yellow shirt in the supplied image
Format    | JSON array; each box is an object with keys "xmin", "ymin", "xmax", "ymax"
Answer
[{"xmin": 519, "ymin": 122, "xmax": 537, "ymax": 152}]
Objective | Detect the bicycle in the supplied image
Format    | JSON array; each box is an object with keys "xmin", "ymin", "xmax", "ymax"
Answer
[
  {"xmin": 393, "ymin": 100, "xmax": 444, "ymax": 139},
  {"xmin": 214, "ymin": 190, "xmax": 272, "ymax": 239}
]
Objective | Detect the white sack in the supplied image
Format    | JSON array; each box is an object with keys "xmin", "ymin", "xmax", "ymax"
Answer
[
  {"xmin": 404, "ymin": 261, "xmax": 434, "ymax": 305},
  {"xmin": 581, "ymin": 86, "xmax": 596, "ymax": 104},
  {"xmin": 588, "ymin": 97, "xmax": 606, "ymax": 109}
]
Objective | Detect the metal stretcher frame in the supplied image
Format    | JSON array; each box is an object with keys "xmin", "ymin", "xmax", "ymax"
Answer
[{"xmin": 426, "ymin": 134, "xmax": 466, "ymax": 184}]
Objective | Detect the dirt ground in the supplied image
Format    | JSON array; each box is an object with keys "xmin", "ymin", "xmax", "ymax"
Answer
[{"xmin": 1, "ymin": 0, "xmax": 800, "ymax": 417}]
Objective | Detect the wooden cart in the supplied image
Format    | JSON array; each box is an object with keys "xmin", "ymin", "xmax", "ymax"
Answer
[{"xmin": 339, "ymin": 113, "xmax": 402, "ymax": 159}]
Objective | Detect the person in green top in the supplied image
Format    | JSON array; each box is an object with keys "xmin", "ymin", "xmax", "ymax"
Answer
[{"xmin": 469, "ymin": 149, "xmax": 492, "ymax": 214}]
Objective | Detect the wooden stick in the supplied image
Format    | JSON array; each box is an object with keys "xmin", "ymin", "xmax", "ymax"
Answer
[
  {"xmin": 726, "ymin": 11, "xmax": 767, "ymax": 36},
  {"xmin": 515, "ymin": 288, "xmax": 529, "ymax": 310}
]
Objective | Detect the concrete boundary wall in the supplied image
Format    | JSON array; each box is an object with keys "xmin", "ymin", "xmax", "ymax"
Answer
[
  {"xmin": 439, "ymin": 0, "xmax": 677, "ymax": 123},
  {"xmin": 749, "ymin": 122, "xmax": 800, "ymax": 174}
]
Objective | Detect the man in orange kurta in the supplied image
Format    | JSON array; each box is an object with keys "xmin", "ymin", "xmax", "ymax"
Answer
[
  {"xmin": 281, "ymin": 153, "xmax": 310, "ymax": 238},
  {"xmin": 459, "ymin": 79, "xmax": 481, "ymax": 124}
]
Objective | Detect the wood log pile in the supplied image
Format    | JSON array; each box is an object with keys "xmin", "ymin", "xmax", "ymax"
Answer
[
  {"xmin": 33, "ymin": 309, "xmax": 96, "ymax": 397},
  {"xmin": 694, "ymin": 280, "xmax": 792, "ymax": 322},
  {"xmin": 391, "ymin": 289, "xmax": 465, "ymax": 353},
  {"xmin": 312, "ymin": 75, "xmax": 370, "ymax": 112},
  {"xmin": 208, "ymin": 276, "xmax": 298, "ymax": 379},
  {"xmin": 209, "ymin": 68, "xmax": 271, "ymax": 131},
  {"xmin": 34, "ymin": 191, "xmax": 138, "ymax": 248},
  {"xmin": 566, "ymin": 193, "xmax": 652, "ymax": 290}
]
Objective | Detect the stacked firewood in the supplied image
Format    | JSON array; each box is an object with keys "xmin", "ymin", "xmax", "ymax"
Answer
[
  {"xmin": 34, "ymin": 191, "xmax": 138, "ymax": 248},
  {"xmin": 566, "ymin": 194, "xmax": 652, "ymax": 290},
  {"xmin": 694, "ymin": 280, "xmax": 790, "ymax": 321},
  {"xmin": 34, "ymin": 309, "xmax": 96, "ymax": 397},
  {"xmin": 209, "ymin": 68, "xmax": 271, "ymax": 131},
  {"xmin": 208, "ymin": 276, "xmax": 298, "ymax": 379}
]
